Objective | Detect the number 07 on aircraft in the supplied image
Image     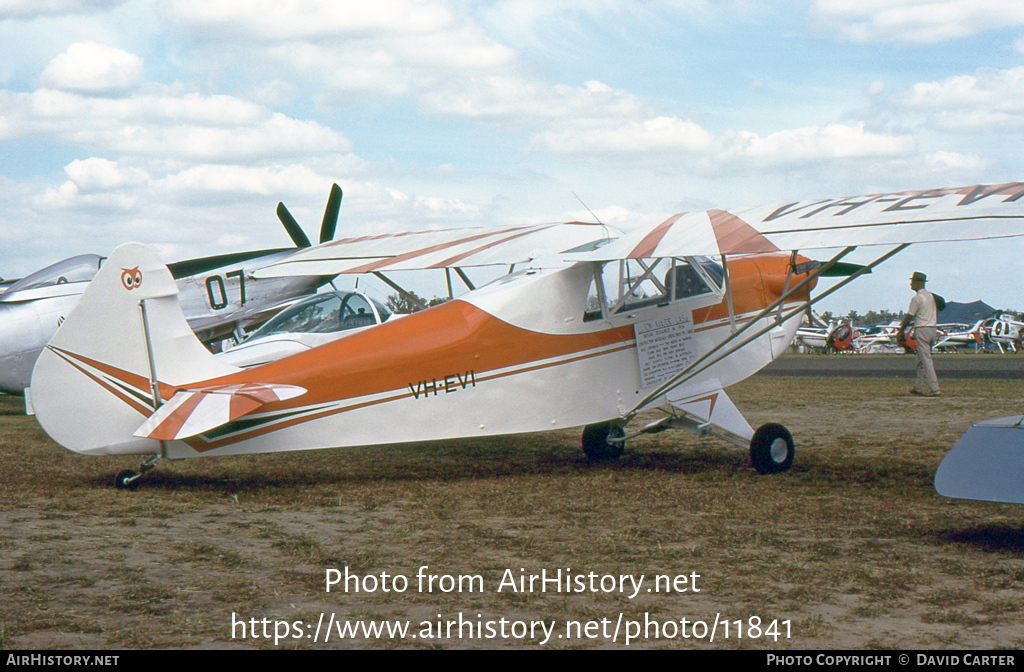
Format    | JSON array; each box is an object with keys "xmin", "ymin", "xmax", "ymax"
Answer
[{"xmin": 27, "ymin": 183, "xmax": 1024, "ymax": 490}]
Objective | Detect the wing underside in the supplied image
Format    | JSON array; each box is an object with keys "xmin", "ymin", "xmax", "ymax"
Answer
[
  {"xmin": 254, "ymin": 222, "xmax": 617, "ymax": 278},
  {"xmin": 581, "ymin": 182, "xmax": 1024, "ymax": 261}
]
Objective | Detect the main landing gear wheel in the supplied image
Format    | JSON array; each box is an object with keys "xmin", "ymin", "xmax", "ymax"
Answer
[
  {"xmin": 582, "ymin": 421, "xmax": 626, "ymax": 461},
  {"xmin": 750, "ymin": 423, "xmax": 794, "ymax": 474},
  {"xmin": 115, "ymin": 469, "xmax": 140, "ymax": 491}
]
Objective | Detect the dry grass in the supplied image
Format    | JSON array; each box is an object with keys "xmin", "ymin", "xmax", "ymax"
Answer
[{"xmin": 1, "ymin": 371, "xmax": 1023, "ymax": 649}]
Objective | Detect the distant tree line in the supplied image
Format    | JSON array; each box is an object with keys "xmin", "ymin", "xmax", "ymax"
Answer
[
  {"xmin": 819, "ymin": 310, "xmax": 902, "ymax": 326},
  {"xmin": 385, "ymin": 291, "xmax": 449, "ymax": 314}
]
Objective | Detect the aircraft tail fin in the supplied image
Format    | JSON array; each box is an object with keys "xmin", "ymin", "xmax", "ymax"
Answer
[{"xmin": 30, "ymin": 243, "xmax": 241, "ymax": 455}]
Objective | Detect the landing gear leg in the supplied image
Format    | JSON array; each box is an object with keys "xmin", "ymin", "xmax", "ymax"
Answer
[{"xmin": 114, "ymin": 454, "xmax": 164, "ymax": 490}]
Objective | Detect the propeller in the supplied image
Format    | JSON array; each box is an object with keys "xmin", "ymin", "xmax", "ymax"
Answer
[
  {"xmin": 277, "ymin": 183, "xmax": 343, "ymax": 248},
  {"xmin": 320, "ymin": 183, "xmax": 341, "ymax": 244}
]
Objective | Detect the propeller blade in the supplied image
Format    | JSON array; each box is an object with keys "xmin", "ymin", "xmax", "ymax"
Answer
[
  {"xmin": 277, "ymin": 202, "xmax": 312, "ymax": 248},
  {"xmin": 320, "ymin": 184, "xmax": 342, "ymax": 244}
]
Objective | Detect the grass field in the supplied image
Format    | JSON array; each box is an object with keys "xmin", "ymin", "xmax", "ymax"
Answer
[{"xmin": 1, "ymin": 372, "xmax": 1022, "ymax": 649}]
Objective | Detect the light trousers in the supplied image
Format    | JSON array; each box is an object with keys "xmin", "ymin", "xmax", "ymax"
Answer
[{"xmin": 914, "ymin": 326, "xmax": 939, "ymax": 393}]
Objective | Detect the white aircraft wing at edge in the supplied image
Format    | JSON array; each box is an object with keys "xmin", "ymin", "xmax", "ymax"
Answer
[
  {"xmin": 253, "ymin": 222, "xmax": 618, "ymax": 278},
  {"xmin": 576, "ymin": 182, "xmax": 1024, "ymax": 260}
]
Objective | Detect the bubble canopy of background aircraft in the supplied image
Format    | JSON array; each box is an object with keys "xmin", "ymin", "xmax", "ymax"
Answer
[
  {"xmin": 216, "ymin": 290, "xmax": 392, "ymax": 369},
  {"xmin": 23, "ymin": 182, "xmax": 1024, "ymax": 496},
  {"xmin": 0, "ymin": 185, "xmax": 344, "ymax": 396}
]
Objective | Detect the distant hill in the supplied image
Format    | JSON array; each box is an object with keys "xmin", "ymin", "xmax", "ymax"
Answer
[{"xmin": 939, "ymin": 300, "xmax": 996, "ymax": 324}]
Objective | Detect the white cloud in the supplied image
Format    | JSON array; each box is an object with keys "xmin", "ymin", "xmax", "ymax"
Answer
[
  {"xmin": 168, "ymin": 0, "xmax": 517, "ymax": 101},
  {"xmin": 39, "ymin": 42, "xmax": 143, "ymax": 95},
  {"xmin": 921, "ymin": 150, "xmax": 988, "ymax": 172},
  {"xmin": 894, "ymin": 66, "xmax": 1024, "ymax": 130},
  {"xmin": 64, "ymin": 157, "xmax": 148, "ymax": 191},
  {"xmin": 167, "ymin": 0, "xmax": 455, "ymax": 40},
  {"xmin": 810, "ymin": 0, "xmax": 1024, "ymax": 43},
  {"xmin": 424, "ymin": 78, "xmax": 646, "ymax": 122},
  {"xmin": 532, "ymin": 116, "xmax": 714, "ymax": 154},
  {"xmin": 247, "ymin": 80, "xmax": 297, "ymax": 107},
  {"xmin": 727, "ymin": 122, "xmax": 914, "ymax": 165},
  {"xmin": 0, "ymin": 87, "xmax": 351, "ymax": 162},
  {"xmin": 0, "ymin": 0, "xmax": 125, "ymax": 18},
  {"xmin": 413, "ymin": 195, "xmax": 478, "ymax": 216},
  {"xmin": 532, "ymin": 117, "xmax": 915, "ymax": 171},
  {"xmin": 157, "ymin": 164, "xmax": 330, "ymax": 198}
]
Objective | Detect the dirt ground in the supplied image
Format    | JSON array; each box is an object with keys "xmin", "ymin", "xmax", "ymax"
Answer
[{"xmin": 1, "ymin": 361, "xmax": 1023, "ymax": 650}]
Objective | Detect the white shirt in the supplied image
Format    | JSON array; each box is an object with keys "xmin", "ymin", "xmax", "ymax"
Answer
[{"xmin": 908, "ymin": 289, "xmax": 937, "ymax": 328}]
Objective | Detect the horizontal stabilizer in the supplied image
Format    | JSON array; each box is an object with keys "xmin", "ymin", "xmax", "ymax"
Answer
[
  {"xmin": 666, "ymin": 378, "xmax": 754, "ymax": 442},
  {"xmin": 134, "ymin": 382, "xmax": 306, "ymax": 441},
  {"xmin": 934, "ymin": 416, "xmax": 1024, "ymax": 504}
]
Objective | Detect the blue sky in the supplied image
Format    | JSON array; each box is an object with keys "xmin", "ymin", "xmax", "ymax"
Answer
[{"xmin": 2, "ymin": 0, "xmax": 1023, "ymax": 314}]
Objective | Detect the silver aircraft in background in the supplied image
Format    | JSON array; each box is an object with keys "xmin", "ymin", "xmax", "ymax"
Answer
[{"xmin": 0, "ymin": 185, "xmax": 343, "ymax": 396}]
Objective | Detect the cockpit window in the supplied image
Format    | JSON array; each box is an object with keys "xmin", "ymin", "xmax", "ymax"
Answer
[
  {"xmin": 244, "ymin": 291, "xmax": 385, "ymax": 341},
  {"xmin": 338, "ymin": 294, "xmax": 376, "ymax": 330},
  {"xmin": 665, "ymin": 259, "xmax": 717, "ymax": 300},
  {"xmin": 3, "ymin": 254, "xmax": 104, "ymax": 295},
  {"xmin": 584, "ymin": 257, "xmax": 722, "ymax": 321}
]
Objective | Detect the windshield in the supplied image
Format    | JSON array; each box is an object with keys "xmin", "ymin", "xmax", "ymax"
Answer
[
  {"xmin": 3, "ymin": 254, "xmax": 104, "ymax": 295},
  {"xmin": 244, "ymin": 292, "xmax": 388, "ymax": 340}
]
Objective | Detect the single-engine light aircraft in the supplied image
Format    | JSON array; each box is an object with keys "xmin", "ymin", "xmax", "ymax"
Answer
[
  {"xmin": 0, "ymin": 185, "xmax": 344, "ymax": 396},
  {"xmin": 26, "ymin": 182, "xmax": 1024, "ymax": 489}
]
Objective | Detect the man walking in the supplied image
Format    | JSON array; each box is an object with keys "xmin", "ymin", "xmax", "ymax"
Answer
[{"xmin": 900, "ymin": 271, "xmax": 940, "ymax": 397}]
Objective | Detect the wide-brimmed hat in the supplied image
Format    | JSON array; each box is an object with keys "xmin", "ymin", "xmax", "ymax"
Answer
[{"xmin": 910, "ymin": 271, "xmax": 927, "ymax": 283}]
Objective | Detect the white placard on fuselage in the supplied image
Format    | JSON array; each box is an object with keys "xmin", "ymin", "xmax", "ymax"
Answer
[{"xmin": 634, "ymin": 310, "xmax": 695, "ymax": 389}]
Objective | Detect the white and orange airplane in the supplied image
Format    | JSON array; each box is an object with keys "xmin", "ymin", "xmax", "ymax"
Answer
[{"xmin": 25, "ymin": 182, "xmax": 1024, "ymax": 490}]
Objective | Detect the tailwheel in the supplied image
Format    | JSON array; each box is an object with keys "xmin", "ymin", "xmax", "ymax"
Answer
[
  {"xmin": 113, "ymin": 454, "xmax": 163, "ymax": 490},
  {"xmin": 750, "ymin": 423, "xmax": 794, "ymax": 474},
  {"xmin": 582, "ymin": 421, "xmax": 626, "ymax": 461},
  {"xmin": 115, "ymin": 469, "xmax": 141, "ymax": 490}
]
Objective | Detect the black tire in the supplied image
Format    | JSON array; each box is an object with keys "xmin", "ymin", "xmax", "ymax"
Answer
[
  {"xmin": 750, "ymin": 423, "xmax": 794, "ymax": 474},
  {"xmin": 115, "ymin": 469, "xmax": 140, "ymax": 490},
  {"xmin": 581, "ymin": 422, "xmax": 625, "ymax": 461}
]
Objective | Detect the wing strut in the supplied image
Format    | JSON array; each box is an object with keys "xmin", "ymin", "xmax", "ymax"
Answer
[
  {"xmin": 721, "ymin": 254, "xmax": 736, "ymax": 333},
  {"xmin": 454, "ymin": 267, "xmax": 476, "ymax": 291},
  {"xmin": 624, "ymin": 243, "xmax": 910, "ymax": 421},
  {"xmin": 372, "ymin": 272, "xmax": 429, "ymax": 311},
  {"xmin": 609, "ymin": 259, "xmax": 664, "ymax": 315}
]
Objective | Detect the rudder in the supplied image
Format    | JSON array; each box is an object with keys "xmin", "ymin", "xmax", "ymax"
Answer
[{"xmin": 30, "ymin": 243, "xmax": 240, "ymax": 455}]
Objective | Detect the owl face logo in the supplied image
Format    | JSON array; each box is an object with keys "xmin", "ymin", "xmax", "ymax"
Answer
[{"xmin": 121, "ymin": 267, "xmax": 142, "ymax": 291}]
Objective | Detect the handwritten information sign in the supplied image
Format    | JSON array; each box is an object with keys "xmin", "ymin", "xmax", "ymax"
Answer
[{"xmin": 634, "ymin": 311, "xmax": 695, "ymax": 389}]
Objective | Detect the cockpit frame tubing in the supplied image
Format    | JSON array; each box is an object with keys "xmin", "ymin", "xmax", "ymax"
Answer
[{"xmin": 625, "ymin": 244, "xmax": 898, "ymax": 420}]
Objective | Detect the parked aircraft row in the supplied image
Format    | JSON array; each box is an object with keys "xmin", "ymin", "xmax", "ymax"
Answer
[{"xmin": 794, "ymin": 313, "xmax": 1023, "ymax": 355}]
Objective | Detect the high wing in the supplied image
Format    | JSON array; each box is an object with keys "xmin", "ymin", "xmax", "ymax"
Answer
[
  {"xmin": 575, "ymin": 182, "xmax": 1024, "ymax": 260},
  {"xmin": 253, "ymin": 222, "xmax": 617, "ymax": 278},
  {"xmin": 252, "ymin": 184, "xmax": 1024, "ymax": 281}
]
